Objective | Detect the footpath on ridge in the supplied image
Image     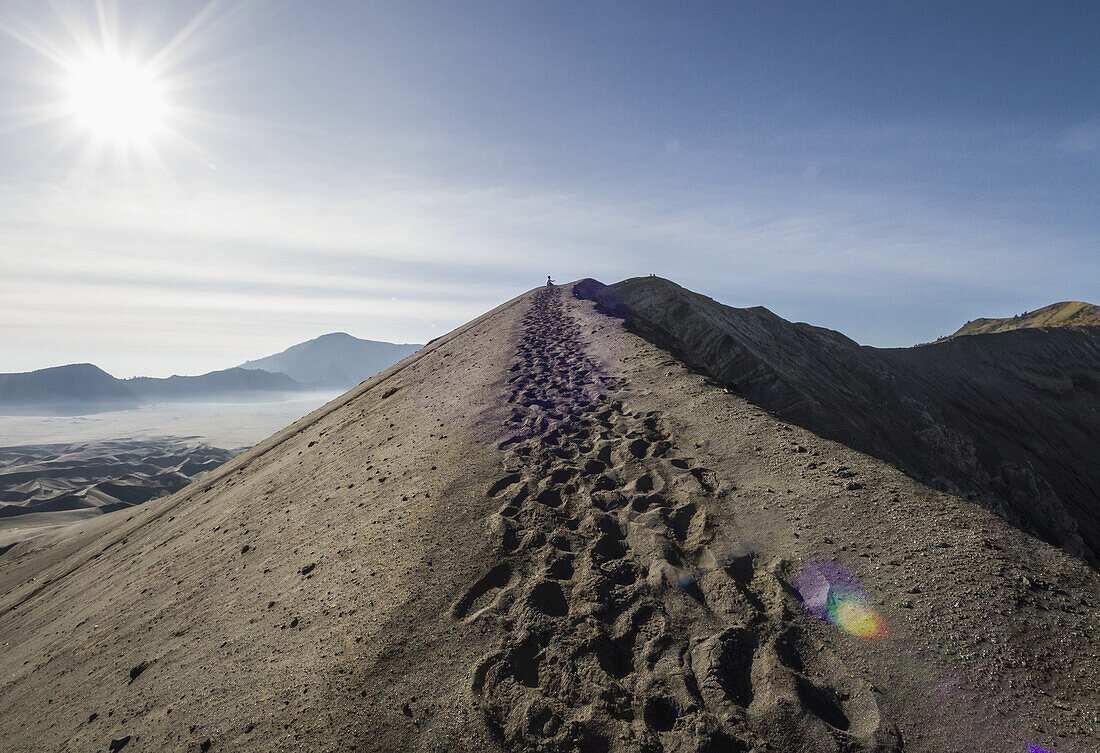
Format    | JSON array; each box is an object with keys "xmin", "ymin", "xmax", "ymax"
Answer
[{"xmin": 451, "ymin": 285, "xmax": 897, "ymax": 752}]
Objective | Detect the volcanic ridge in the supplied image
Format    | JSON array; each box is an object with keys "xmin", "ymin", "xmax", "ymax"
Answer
[{"xmin": 0, "ymin": 280, "xmax": 1096, "ymax": 753}]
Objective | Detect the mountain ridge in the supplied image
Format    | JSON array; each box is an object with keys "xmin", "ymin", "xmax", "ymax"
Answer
[{"xmin": 0, "ymin": 282, "xmax": 1095, "ymax": 752}]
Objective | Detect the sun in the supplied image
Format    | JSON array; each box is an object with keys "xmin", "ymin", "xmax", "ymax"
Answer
[
  {"xmin": 66, "ymin": 53, "xmax": 166, "ymax": 146},
  {"xmin": 0, "ymin": 0, "xmax": 241, "ymax": 171}
]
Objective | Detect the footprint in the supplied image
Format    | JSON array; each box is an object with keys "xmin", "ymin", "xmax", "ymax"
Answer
[
  {"xmin": 592, "ymin": 534, "xmax": 627, "ymax": 562},
  {"xmin": 488, "ymin": 474, "xmax": 522, "ymax": 497},
  {"xmin": 699, "ymin": 627, "xmax": 756, "ymax": 708},
  {"xmin": 453, "ymin": 563, "xmax": 512, "ymax": 620},
  {"xmin": 629, "ymin": 473, "xmax": 655, "ymax": 493},
  {"xmin": 689, "ymin": 467, "xmax": 718, "ymax": 494},
  {"xmin": 509, "ymin": 634, "xmax": 546, "ymax": 687},
  {"xmin": 549, "ymin": 533, "xmax": 573, "ymax": 552},
  {"xmin": 669, "ymin": 503, "xmax": 699, "ymax": 542},
  {"xmin": 535, "ymin": 488, "xmax": 563, "ymax": 507},
  {"xmin": 547, "ymin": 558, "xmax": 574, "ymax": 580},
  {"xmin": 549, "ymin": 467, "xmax": 576, "ymax": 484},
  {"xmin": 528, "ymin": 581, "xmax": 569, "ymax": 617},
  {"xmin": 724, "ymin": 553, "xmax": 756, "ymax": 585},
  {"xmin": 582, "ymin": 459, "xmax": 607, "ymax": 475},
  {"xmin": 594, "ymin": 474, "xmax": 619, "ymax": 491},
  {"xmin": 593, "ymin": 632, "xmax": 633, "ymax": 679},
  {"xmin": 795, "ymin": 677, "xmax": 850, "ymax": 731},
  {"xmin": 508, "ymin": 485, "xmax": 530, "ymax": 506}
]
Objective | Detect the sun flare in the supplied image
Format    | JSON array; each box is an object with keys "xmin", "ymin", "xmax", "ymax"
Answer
[
  {"xmin": 0, "ymin": 0, "xmax": 235, "ymax": 171},
  {"xmin": 66, "ymin": 53, "xmax": 166, "ymax": 145}
]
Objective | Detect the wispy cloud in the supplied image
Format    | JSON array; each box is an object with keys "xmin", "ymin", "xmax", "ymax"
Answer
[{"xmin": 2, "ymin": 163, "xmax": 1093, "ymax": 376}]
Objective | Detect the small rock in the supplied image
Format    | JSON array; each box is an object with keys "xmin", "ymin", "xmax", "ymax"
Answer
[
  {"xmin": 109, "ymin": 737, "xmax": 131, "ymax": 752},
  {"xmin": 128, "ymin": 661, "xmax": 150, "ymax": 683}
]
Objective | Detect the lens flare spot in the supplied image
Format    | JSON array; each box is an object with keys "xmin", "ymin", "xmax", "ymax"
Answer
[
  {"xmin": 832, "ymin": 599, "xmax": 887, "ymax": 639},
  {"xmin": 795, "ymin": 562, "xmax": 887, "ymax": 640}
]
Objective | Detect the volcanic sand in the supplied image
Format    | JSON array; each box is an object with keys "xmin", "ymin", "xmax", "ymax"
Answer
[{"xmin": 0, "ymin": 283, "xmax": 1096, "ymax": 752}]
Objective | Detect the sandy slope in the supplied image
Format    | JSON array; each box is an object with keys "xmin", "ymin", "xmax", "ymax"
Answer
[{"xmin": 0, "ymin": 284, "xmax": 1096, "ymax": 752}]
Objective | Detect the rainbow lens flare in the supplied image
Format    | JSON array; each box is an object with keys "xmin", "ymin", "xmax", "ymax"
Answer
[
  {"xmin": 676, "ymin": 569, "xmax": 695, "ymax": 588},
  {"xmin": 1027, "ymin": 746, "xmax": 1055, "ymax": 753},
  {"xmin": 795, "ymin": 562, "xmax": 887, "ymax": 640}
]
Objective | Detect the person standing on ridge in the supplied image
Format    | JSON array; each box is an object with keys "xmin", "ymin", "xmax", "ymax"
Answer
[{"xmin": 547, "ymin": 276, "xmax": 554, "ymax": 286}]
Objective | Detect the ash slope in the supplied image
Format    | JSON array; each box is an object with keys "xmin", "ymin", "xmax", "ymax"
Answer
[
  {"xmin": 0, "ymin": 284, "xmax": 1097, "ymax": 753},
  {"xmin": 577, "ymin": 277, "xmax": 1100, "ymax": 569}
]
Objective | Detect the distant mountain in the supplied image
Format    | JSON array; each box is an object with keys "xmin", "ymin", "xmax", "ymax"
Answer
[
  {"xmin": 952, "ymin": 300, "xmax": 1100, "ymax": 337},
  {"xmin": 1, "ymin": 333, "xmax": 421, "ymax": 416},
  {"xmin": 0, "ymin": 364, "xmax": 141, "ymax": 415},
  {"xmin": 239, "ymin": 332, "xmax": 421, "ymax": 388},
  {"xmin": 127, "ymin": 367, "xmax": 304, "ymax": 401},
  {"xmin": 0, "ymin": 364, "xmax": 306, "ymax": 416}
]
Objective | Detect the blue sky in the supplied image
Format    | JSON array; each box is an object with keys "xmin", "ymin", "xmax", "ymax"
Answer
[{"xmin": 1, "ymin": 0, "xmax": 1097, "ymax": 376}]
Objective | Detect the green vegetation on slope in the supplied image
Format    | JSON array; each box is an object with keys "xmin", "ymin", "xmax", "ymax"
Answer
[{"xmin": 953, "ymin": 301, "xmax": 1100, "ymax": 337}]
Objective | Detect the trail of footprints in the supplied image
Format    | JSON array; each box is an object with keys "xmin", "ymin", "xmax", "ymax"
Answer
[{"xmin": 455, "ymin": 287, "xmax": 899, "ymax": 753}]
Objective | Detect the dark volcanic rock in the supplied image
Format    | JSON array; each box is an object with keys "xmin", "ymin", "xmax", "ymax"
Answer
[{"xmin": 577, "ymin": 276, "xmax": 1100, "ymax": 567}]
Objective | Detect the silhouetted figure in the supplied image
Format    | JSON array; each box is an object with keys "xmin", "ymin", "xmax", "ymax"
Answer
[{"xmin": 546, "ymin": 276, "xmax": 554, "ymax": 286}]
